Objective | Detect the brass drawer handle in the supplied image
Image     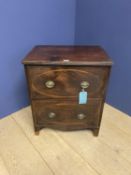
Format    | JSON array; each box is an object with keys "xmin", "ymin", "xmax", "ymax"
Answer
[
  {"xmin": 77, "ymin": 113, "xmax": 86, "ymax": 120},
  {"xmin": 45, "ymin": 80, "xmax": 55, "ymax": 88},
  {"xmin": 48, "ymin": 112, "xmax": 56, "ymax": 119},
  {"xmin": 80, "ymin": 81, "xmax": 89, "ymax": 89}
]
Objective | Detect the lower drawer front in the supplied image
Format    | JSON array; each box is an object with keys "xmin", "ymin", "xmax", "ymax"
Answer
[{"xmin": 32, "ymin": 99, "xmax": 102, "ymax": 129}]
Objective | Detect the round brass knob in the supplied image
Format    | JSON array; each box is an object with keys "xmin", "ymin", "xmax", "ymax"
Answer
[
  {"xmin": 77, "ymin": 113, "xmax": 86, "ymax": 120},
  {"xmin": 48, "ymin": 112, "xmax": 56, "ymax": 119},
  {"xmin": 80, "ymin": 81, "xmax": 89, "ymax": 89},
  {"xmin": 45, "ymin": 80, "xmax": 55, "ymax": 88}
]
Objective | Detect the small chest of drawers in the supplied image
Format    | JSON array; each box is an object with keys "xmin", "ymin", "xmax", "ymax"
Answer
[{"xmin": 22, "ymin": 45, "xmax": 112, "ymax": 136}]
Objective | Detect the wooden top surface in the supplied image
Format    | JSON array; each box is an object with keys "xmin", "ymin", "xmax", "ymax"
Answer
[{"xmin": 22, "ymin": 45, "xmax": 113, "ymax": 66}]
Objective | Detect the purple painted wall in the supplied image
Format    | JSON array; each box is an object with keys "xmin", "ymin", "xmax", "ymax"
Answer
[
  {"xmin": 0, "ymin": 0, "xmax": 76, "ymax": 118},
  {"xmin": 75, "ymin": 0, "xmax": 131, "ymax": 115},
  {"xmin": 0, "ymin": 0, "xmax": 131, "ymax": 118}
]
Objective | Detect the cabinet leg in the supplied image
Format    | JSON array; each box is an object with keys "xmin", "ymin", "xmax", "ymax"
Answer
[
  {"xmin": 93, "ymin": 128, "xmax": 100, "ymax": 137},
  {"xmin": 34, "ymin": 126, "xmax": 40, "ymax": 135},
  {"xmin": 35, "ymin": 131, "xmax": 40, "ymax": 135}
]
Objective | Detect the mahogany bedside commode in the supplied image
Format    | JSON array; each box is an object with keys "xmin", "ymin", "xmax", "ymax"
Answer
[{"xmin": 22, "ymin": 45, "xmax": 112, "ymax": 136}]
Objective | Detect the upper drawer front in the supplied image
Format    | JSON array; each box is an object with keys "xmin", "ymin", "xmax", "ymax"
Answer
[{"xmin": 27, "ymin": 66, "xmax": 109, "ymax": 99}]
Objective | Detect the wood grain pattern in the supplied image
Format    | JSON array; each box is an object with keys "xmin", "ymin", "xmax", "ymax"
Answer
[
  {"xmin": 0, "ymin": 156, "xmax": 9, "ymax": 175},
  {"xmin": 23, "ymin": 46, "xmax": 112, "ymax": 135},
  {"xmin": 22, "ymin": 45, "xmax": 112, "ymax": 66},
  {"xmin": 12, "ymin": 107, "xmax": 99, "ymax": 175},
  {"xmin": 103, "ymin": 105, "xmax": 131, "ymax": 135},
  {"xmin": 0, "ymin": 117, "xmax": 53, "ymax": 175},
  {"xmin": 31, "ymin": 99, "xmax": 102, "ymax": 132},
  {"xmin": 56, "ymin": 130, "xmax": 131, "ymax": 175},
  {"xmin": 27, "ymin": 66, "xmax": 110, "ymax": 99}
]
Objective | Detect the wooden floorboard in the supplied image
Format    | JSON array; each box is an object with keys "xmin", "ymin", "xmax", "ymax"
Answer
[
  {"xmin": 100, "ymin": 113, "xmax": 131, "ymax": 163},
  {"xmin": 0, "ymin": 103, "xmax": 131, "ymax": 175},
  {"xmin": 0, "ymin": 156, "xmax": 10, "ymax": 175},
  {"xmin": 56, "ymin": 129, "xmax": 131, "ymax": 175},
  {"xmin": 0, "ymin": 117, "xmax": 53, "ymax": 175},
  {"xmin": 12, "ymin": 108, "xmax": 98, "ymax": 175},
  {"xmin": 103, "ymin": 104, "xmax": 131, "ymax": 136}
]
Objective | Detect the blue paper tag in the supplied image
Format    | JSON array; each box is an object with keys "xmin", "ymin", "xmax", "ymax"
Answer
[{"xmin": 79, "ymin": 91, "xmax": 88, "ymax": 104}]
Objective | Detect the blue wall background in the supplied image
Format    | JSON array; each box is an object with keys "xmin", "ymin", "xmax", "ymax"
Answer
[
  {"xmin": 75, "ymin": 0, "xmax": 131, "ymax": 115},
  {"xmin": 0, "ymin": 0, "xmax": 131, "ymax": 118},
  {"xmin": 0, "ymin": 0, "xmax": 76, "ymax": 118}
]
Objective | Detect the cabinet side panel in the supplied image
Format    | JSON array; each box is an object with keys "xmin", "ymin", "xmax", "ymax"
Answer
[
  {"xmin": 98, "ymin": 66, "xmax": 112, "ymax": 127},
  {"xmin": 24, "ymin": 65, "xmax": 38, "ymax": 131}
]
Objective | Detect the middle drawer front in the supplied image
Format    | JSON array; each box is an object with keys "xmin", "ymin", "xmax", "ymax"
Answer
[
  {"xmin": 27, "ymin": 66, "xmax": 109, "ymax": 99},
  {"xmin": 32, "ymin": 99, "xmax": 102, "ymax": 128}
]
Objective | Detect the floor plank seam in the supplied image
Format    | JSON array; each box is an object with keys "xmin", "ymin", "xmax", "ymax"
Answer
[
  {"xmin": 4, "ymin": 105, "xmax": 130, "ymax": 175},
  {"xmin": 0, "ymin": 151, "xmax": 11, "ymax": 175},
  {"xmin": 105, "ymin": 119, "xmax": 131, "ymax": 137},
  {"xmin": 11, "ymin": 117, "xmax": 55, "ymax": 175},
  {"xmin": 100, "ymin": 123, "xmax": 131, "ymax": 164},
  {"xmin": 12, "ymin": 115, "xmax": 100, "ymax": 175},
  {"xmin": 53, "ymin": 131, "xmax": 101, "ymax": 175},
  {"xmin": 98, "ymin": 137, "xmax": 131, "ymax": 165},
  {"xmin": 102, "ymin": 118, "xmax": 131, "ymax": 143}
]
